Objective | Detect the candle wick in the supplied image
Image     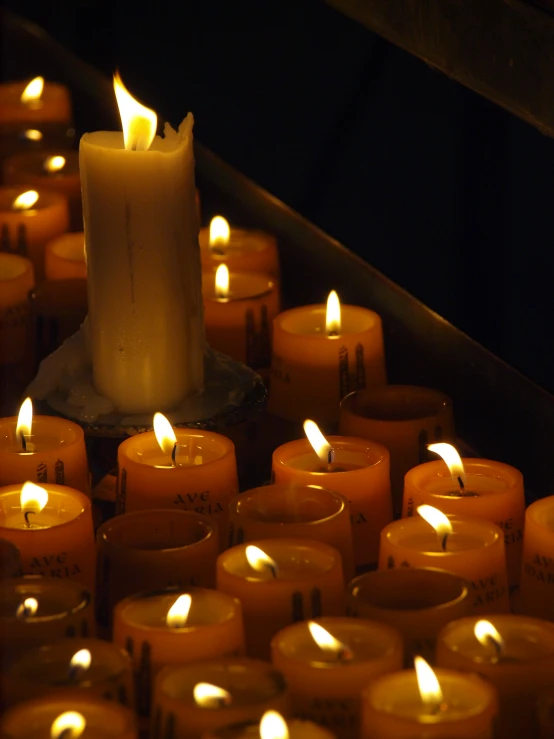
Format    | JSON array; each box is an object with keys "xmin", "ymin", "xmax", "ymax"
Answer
[
  {"xmin": 441, "ymin": 533, "xmax": 448, "ymax": 552},
  {"xmin": 487, "ymin": 635, "xmax": 503, "ymax": 656},
  {"xmin": 457, "ymin": 476, "xmax": 465, "ymax": 494},
  {"xmin": 328, "ymin": 329, "xmax": 339, "ymax": 337},
  {"xmin": 337, "ymin": 646, "xmax": 353, "ymax": 662},
  {"xmin": 23, "ymin": 510, "xmax": 35, "ymax": 527},
  {"xmin": 171, "ymin": 443, "xmax": 178, "ymax": 467},
  {"xmin": 327, "ymin": 447, "xmax": 334, "ymax": 471},
  {"xmin": 268, "ymin": 564, "xmax": 278, "ymax": 579},
  {"xmin": 20, "ymin": 432, "xmax": 27, "ymax": 452}
]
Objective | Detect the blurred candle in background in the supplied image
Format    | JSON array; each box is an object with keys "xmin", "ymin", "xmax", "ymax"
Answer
[
  {"xmin": 0, "ymin": 77, "xmax": 72, "ymax": 125},
  {"xmin": 200, "ymin": 216, "xmax": 280, "ymax": 277},
  {"xmin": 44, "ymin": 232, "xmax": 86, "ymax": 280},
  {"xmin": 518, "ymin": 495, "xmax": 554, "ymax": 621},
  {"xmin": 0, "ymin": 252, "xmax": 34, "ymax": 365}
]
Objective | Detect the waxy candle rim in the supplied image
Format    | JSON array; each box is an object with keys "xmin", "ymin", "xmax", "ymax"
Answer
[
  {"xmin": 0, "ymin": 185, "xmax": 67, "ymax": 213},
  {"xmin": 273, "ymin": 436, "xmax": 388, "ymax": 474},
  {"xmin": 0, "ymin": 253, "xmax": 33, "ymax": 284},
  {"xmin": 0, "ymin": 575, "xmax": 91, "ymax": 623},
  {"xmin": 0, "ymin": 414, "xmax": 85, "ymax": 452},
  {"xmin": 0, "ymin": 483, "xmax": 90, "ymax": 531},
  {"xmin": 118, "ymin": 429, "xmax": 235, "ymax": 468},
  {"xmin": 274, "ymin": 303, "xmax": 380, "ymax": 338},
  {"xmin": 202, "ymin": 271, "xmax": 276, "ymax": 303},
  {"xmin": 405, "ymin": 458, "xmax": 523, "ymax": 491},
  {"xmin": 381, "ymin": 515, "xmax": 504, "ymax": 553},
  {"xmin": 340, "ymin": 385, "xmax": 452, "ymax": 424},
  {"xmin": 525, "ymin": 495, "xmax": 554, "ymax": 534}
]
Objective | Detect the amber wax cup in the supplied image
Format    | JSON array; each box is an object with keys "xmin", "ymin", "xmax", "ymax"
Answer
[
  {"xmin": 271, "ymin": 617, "xmax": 403, "ymax": 739},
  {"xmin": 348, "ymin": 568, "xmax": 472, "ymax": 665},
  {"xmin": 113, "ymin": 587, "xmax": 245, "ymax": 718},
  {"xmin": 152, "ymin": 658, "xmax": 290, "ymax": 739},
  {"xmin": 403, "ymin": 458, "xmax": 525, "ymax": 589},
  {"xmin": 0, "ymin": 79, "xmax": 72, "ymax": 125},
  {"xmin": 339, "ymin": 386, "xmax": 454, "ymax": 517},
  {"xmin": 437, "ymin": 614, "xmax": 554, "ymax": 739},
  {"xmin": 0, "ymin": 252, "xmax": 34, "ymax": 364},
  {"xmin": 216, "ymin": 538, "xmax": 345, "ymax": 660},
  {"xmin": 519, "ymin": 496, "xmax": 554, "ymax": 621},
  {"xmin": 227, "ymin": 484, "xmax": 355, "ymax": 582},
  {"xmin": 96, "ymin": 509, "xmax": 219, "ymax": 632},
  {"xmin": 199, "ymin": 218, "xmax": 280, "ymax": 277},
  {"xmin": 0, "ymin": 539, "xmax": 22, "ymax": 578},
  {"xmin": 272, "ymin": 436, "xmax": 392, "ymax": 571},
  {"xmin": 45, "ymin": 232, "xmax": 86, "ymax": 280}
]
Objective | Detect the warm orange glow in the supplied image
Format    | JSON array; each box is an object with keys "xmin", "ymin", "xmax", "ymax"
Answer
[
  {"xmin": 43, "ymin": 155, "xmax": 66, "ymax": 173},
  {"xmin": 153, "ymin": 412, "xmax": 177, "ymax": 456},
  {"xmin": 245, "ymin": 545, "xmax": 278, "ymax": 577},
  {"xmin": 308, "ymin": 621, "xmax": 352, "ymax": 659},
  {"xmin": 428, "ymin": 442, "xmax": 466, "ymax": 486},
  {"xmin": 113, "ymin": 71, "xmax": 157, "ymax": 151},
  {"xmin": 69, "ymin": 648, "xmax": 92, "ymax": 675},
  {"xmin": 417, "ymin": 504, "xmax": 453, "ymax": 543},
  {"xmin": 16, "ymin": 397, "xmax": 33, "ymax": 444},
  {"xmin": 326, "ymin": 290, "xmax": 341, "ymax": 336},
  {"xmin": 414, "ymin": 656, "xmax": 443, "ymax": 709},
  {"xmin": 209, "ymin": 216, "xmax": 230, "ymax": 248},
  {"xmin": 474, "ymin": 620, "xmax": 504, "ymax": 653},
  {"xmin": 21, "ymin": 77, "xmax": 44, "ymax": 104},
  {"xmin": 260, "ymin": 711, "xmax": 289, "ymax": 739},
  {"xmin": 16, "ymin": 597, "xmax": 38, "ymax": 618},
  {"xmin": 12, "ymin": 191, "xmax": 39, "ymax": 211},
  {"xmin": 215, "ymin": 264, "xmax": 230, "ymax": 299},
  {"xmin": 20, "ymin": 482, "xmax": 48, "ymax": 518},
  {"xmin": 166, "ymin": 594, "xmax": 192, "ymax": 627},
  {"xmin": 193, "ymin": 683, "xmax": 232, "ymax": 708},
  {"xmin": 50, "ymin": 712, "xmax": 86, "ymax": 739},
  {"xmin": 22, "ymin": 129, "xmax": 43, "ymax": 141},
  {"xmin": 303, "ymin": 419, "xmax": 332, "ymax": 464}
]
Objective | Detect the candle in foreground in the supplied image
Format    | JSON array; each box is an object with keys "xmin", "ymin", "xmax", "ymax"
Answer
[
  {"xmin": 0, "ymin": 77, "xmax": 72, "ymax": 124},
  {"xmin": 199, "ymin": 216, "xmax": 280, "ymax": 277},
  {"xmin": 272, "ymin": 424, "xmax": 392, "ymax": 571},
  {"xmin": 519, "ymin": 495, "xmax": 554, "ymax": 621},
  {"xmin": 271, "ymin": 617, "xmax": 403, "ymax": 739},
  {"xmin": 152, "ymin": 659, "xmax": 290, "ymax": 739},
  {"xmin": 437, "ymin": 615, "xmax": 554, "ymax": 739},
  {"xmin": 361, "ymin": 658, "xmax": 498, "ymax": 738},
  {"xmin": 203, "ymin": 710, "xmax": 336, "ymax": 738},
  {"xmin": 268, "ymin": 291, "xmax": 386, "ymax": 425},
  {"xmin": 216, "ymin": 539, "xmax": 345, "ymax": 660},
  {"xmin": 0, "ymin": 252, "xmax": 34, "ymax": 365},
  {"xmin": 80, "ymin": 73, "xmax": 203, "ymax": 414},
  {"xmin": 45, "ymin": 232, "xmax": 86, "ymax": 280}
]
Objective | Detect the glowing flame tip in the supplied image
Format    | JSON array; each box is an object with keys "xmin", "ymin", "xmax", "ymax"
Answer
[
  {"xmin": 260, "ymin": 711, "xmax": 289, "ymax": 739},
  {"xmin": 427, "ymin": 442, "xmax": 466, "ymax": 483},
  {"xmin": 113, "ymin": 71, "xmax": 157, "ymax": 151},
  {"xmin": 193, "ymin": 682, "xmax": 232, "ymax": 708},
  {"xmin": 474, "ymin": 620, "xmax": 504, "ymax": 652},
  {"xmin": 12, "ymin": 191, "xmax": 39, "ymax": 211},
  {"xmin": 209, "ymin": 216, "xmax": 230, "ymax": 247},
  {"xmin": 50, "ymin": 712, "xmax": 86, "ymax": 739},
  {"xmin": 417, "ymin": 504, "xmax": 453, "ymax": 541},
  {"xmin": 44, "ymin": 155, "xmax": 66, "ymax": 173},
  {"xmin": 326, "ymin": 290, "xmax": 341, "ymax": 335},
  {"xmin": 215, "ymin": 264, "xmax": 230, "ymax": 299},
  {"xmin": 20, "ymin": 482, "xmax": 48, "ymax": 516},
  {"xmin": 153, "ymin": 412, "xmax": 177, "ymax": 457},
  {"xmin": 245, "ymin": 545, "xmax": 278, "ymax": 577},
  {"xmin": 166, "ymin": 594, "xmax": 192, "ymax": 628},
  {"xmin": 303, "ymin": 419, "xmax": 332, "ymax": 464},
  {"xmin": 21, "ymin": 76, "xmax": 44, "ymax": 104},
  {"xmin": 414, "ymin": 656, "xmax": 443, "ymax": 708}
]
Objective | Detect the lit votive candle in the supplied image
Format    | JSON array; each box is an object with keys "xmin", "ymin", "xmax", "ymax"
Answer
[
  {"xmin": 1, "ymin": 637, "xmax": 134, "ymax": 710},
  {"xmin": 519, "ymin": 495, "xmax": 554, "ymax": 621},
  {"xmin": 96, "ymin": 509, "xmax": 219, "ymax": 633},
  {"xmin": 45, "ymin": 232, "xmax": 86, "ymax": 280},
  {"xmin": 0, "ymin": 575, "xmax": 94, "ymax": 660},
  {"xmin": 0, "ymin": 187, "xmax": 69, "ymax": 281},
  {"xmin": 200, "ymin": 216, "xmax": 280, "ymax": 277},
  {"xmin": 152, "ymin": 659, "xmax": 290, "ymax": 739},
  {"xmin": 361, "ymin": 660, "xmax": 498, "ymax": 739},
  {"xmin": 0, "ymin": 252, "xmax": 34, "ymax": 365},
  {"xmin": 402, "ymin": 443, "xmax": 525, "ymax": 589},
  {"xmin": 228, "ymin": 484, "xmax": 355, "ymax": 582},
  {"xmin": 348, "ymin": 568, "xmax": 472, "ymax": 665},
  {"xmin": 379, "ymin": 507, "xmax": 510, "ymax": 614},
  {"xmin": 116, "ymin": 415, "xmax": 239, "ymax": 549},
  {"xmin": 437, "ymin": 615, "xmax": 554, "ymax": 739},
  {"xmin": 216, "ymin": 538, "xmax": 345, "ymax": 660},
  {"xmin": 0, "ymin": 398, "xmax": 90, "ymax": 494},
  {"xmin": 0, "ymin": 482, "xmax": 96, "ymax": 591},
  {"xmin": 268, "ymin": 291, "xmax": 386, "ymax": 426},
  {"xmin": 272, "ymin": 423, "xmax": 392, "ymax": 572},
  {"xmin": 202, "ymin": 264, "xmax": 279, "ymax": 370},
  {"xmin": 339, "ymin": 385, "xmax": 454, "ymax": 517},
  {"xmin": 0, "ymin": 77, "xmax": 72, "ymax": 125},
  {"xmin": 113, "ymin": 587, "xmax": 245, "ymax": 718},
  {"xmin": 271, "ymin": 617, "xmax": 403, "ymax": 739},
  {"xmin": 203, "ymin": 712, "xmax": 336, "ymax": 739}
]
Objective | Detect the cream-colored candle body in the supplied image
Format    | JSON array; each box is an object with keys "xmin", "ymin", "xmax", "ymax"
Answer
[{"xmin": 80, "ymin": 117, "xmax": 203, "ymax": 414}]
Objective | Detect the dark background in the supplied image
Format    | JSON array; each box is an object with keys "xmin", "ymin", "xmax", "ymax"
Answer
[{"xmin": 4, "ymin": 0, "xmax": 554, "ymax": 393}]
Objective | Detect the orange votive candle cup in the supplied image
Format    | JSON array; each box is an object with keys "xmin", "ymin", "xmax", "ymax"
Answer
[
  {"xmin": 44, "ymin": 232, "xmax": 86, "ymax": 280},
  {"xmin": 0, "ymin": 81, "xmax": 72, "ymax": 125},
  {"xmin": 0, "ymin": 252, "xmax": 34, "ymax": 364},
  {"xmin": 199, "ymin": 226, "xmax": 280, "ymax": 277},
  {"xmin": 519, "ymin": 495, "xmax": 554, "ymax": 621},
  {"xmin": 272, "ymin": 436, "xmax": 392, "ymax": 571},
  {"xmin": 0, "ymin": 539, "xmax": 22, "ymax": 578},
  {"xmin": 402, "ymin": 459, "xmax": 525, "ymax": 589}
]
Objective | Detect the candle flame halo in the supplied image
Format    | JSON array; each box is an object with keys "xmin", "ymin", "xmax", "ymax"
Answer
[
  {"xmin": 12, "ymin": 191, "xmax": 39, "ymax": 211},
  {"xmin": 153, "ymin": 412, "xmax": 177, "ymax": 457},
  {"xmin": 113, "ymin": 71, "xmax": 157, "ymax": 152},
  {"xmin": 245, "ymin": 544, "xmax": 278, "ymax": 577},
  {"xmin": 303, "ymin": 419, "xmax": 332, "ymax": 464},
  {"xmin": 308, "ymin": 621, "xmax": 352, "ymax": 659},
  {"xmin": 427, "ymin": 442, "xmax": 466, "ymax": 486},
  {"xmin": 215, "ymin": 264, "xmax": 230, "ymax": 299},
  {"xmin": 326, "ymin": 290, "xmax": 341, "ymax": 336},
  {"xmin": 69, "ymin": 648, "xmax": 92, "ymax": 675},
  {"xmin": 414, "ymin": 656, "xmax": 444, "ymax": 710},
  {"xmin": 21, "ymin": 76, "xmax": 44, "ymax": 103},
  {"xmin": 43, "ymin": 155, "xmax": 66, "ymax": 173},
  {"xmin": 260, "ymin": 711, "xmax": 289, "ymax": 739},
  {"xmin": 20, "ymin": 482, "xmax": 48, "ymax": 517},
  {"xmin": 50, "ymin": 712, "xmax": 86, "ymax": 739},
  {"xmin": 16, "ymin": 597, "xmax": 38, "ymax": 618},
  {"xmin": 16, "ymin": 397, "xmax": 33, "ymax": 443},
  {"xmin": 166, "ymin": 594, "xmax": 192, "ymax": 628},
  {"xmin": 193, "ymin": 682, "xmax": 232, "ymax": 708},
  {"xmin": 417, "ymin": 504, "xmax": 453, "ymax": 544},
  {"xmin": 474, "ymin": 620, "xmax": 504, "ymax": 653},
  {"xmin": 209, "ymin": 216, "xmax": 230, "ymax": 248}
]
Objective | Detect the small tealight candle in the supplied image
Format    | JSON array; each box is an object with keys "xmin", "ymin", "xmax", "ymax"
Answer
[
  {"xmin": 402, "ymin": 443, "xmax": 525, "ymax": 588},
  {"xmin": 116, "ymin": 414, "xmax": 239, "ymax": 548},
  {"xmin": 45, "ymin": 232, "xmax": 86, "ymax": 280},
  {"xmin": 0, "ymin": 186, "xmax": 69, "ymax": 281},
  {"xmin": 227, "ymin": 484, "xmax": 355, "ymax": 581},
  {"xmin": 437, "ymin": 615, "xmax": 554, "ymax": 739},
  {"xmin": 379, "ymin": 506, "xmax": 510, "ymax": 614},
  {"xmin": 113, "ymin": 587, "xmax": 245, "ymax": 718},
  {"xmin": 202, "ymin": 263, "xmax": 279, "ymax": 369},
  {"xmin": 268, "ymin": 291, "xmax": 386, "ymax": 425},
  {"xmin": 152, "ymin": 659, "xmax": 290, "ymax": 739},
  {"xmin": 361, "ymin": 658, "xmax": 498, "ymax": 738},
  {"xmin": 216, "ymin": 539, "xmax": 346, "ymax": 660},
  {"xmin": 0, "ymin": 482, "xmax": 96, "ymax": 591},
  {"xmin": 0, "ymin": 398, "xmax": 90, "ymax": 494},
  {"xmin": 0, "ymin": 77, "xmax": 71, "ymax": 125},
  {"xmin": 519, "ymin": 495, "xmax": 554, "ymax": 621},
  {"xmin": 271, "ymin": 617, "xmax": 403, "ymax": 739},
  {"xmin": 199, "ymin": 216, "xmax": 280, "ymax": 277},
  {"xmin": 272, "ymin": 423, "xmax": 392, "ymax": 571},
  {"xmin": 203, "ymin": 712, "xmax": 336, "ymax": 739},
  {"xmin": 0, "ymin": 252, "xmax": 34, "ymax": 365}
]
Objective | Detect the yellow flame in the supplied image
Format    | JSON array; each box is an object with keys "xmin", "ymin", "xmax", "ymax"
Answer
[
  {"xmin": 303, "ymin": 419, "xmax": 332, "ymax": 464},
  {"xmin": 326, "ymin": 290, "xmax": 341, "ymax": 335},
  {"xmin": 22, "ymin": 129, "xmax": 43, "ymax": 141},
  {"xmin": 113, "ymin": 71, "xmax": 157, "ymax": 152},
  {"xmin": 215, "ymin": 264, "xmax": 230, "ymax": 299},
  {"xmin": 308, "ymin": 621, "xmax": 349, "ymax": 657},
  {"xmin": 260, "ymin": 711, "xmax": 289, "ymax": 739},
  {"xmin": 245, "ymin": 545, "xmax": 278, "ymax": 577},
  {"xmin": 43, "ymin": 155, "xmax": 66, "ymax": 173},
  {"xmin": 20, "ymin": 482, "xmax": 48, "ymax": 516},
  {"xmin": 427, "ymin": 442, "xmax": 466, "ymax": 485},
  {"xmin": 417, "ymin": 504, "xmax": 453, "ymax": 540},
  {"xmin": 70, "ymin": 648, "xmax": 92, "ymax": 674},
  {"xmin": 209, "ymin": 216, "xmax": 230, "ymax": 247},
  {"xmin": 21, "ymin": 77, "xmax": 44, "ymax": 103},
  {"xmin": 193, "ymin": 683, "xmax": 232, "ymax": 708},
  {"xmin": 166, "ymin": 594, "xmax": 192, "ymax": 628},
  {"xmin": 16, "ymin": 397, "xmax": 33, "ymax": 441},
  {"xmin": 474, "ymin": 620, "xmax": 504, "ymax": 652},
  {"xmin": 16, "ymin": 597, "xmax": 38, "ymax": 618},
  {"xmin": 50, "ymin": 712, "xmax": 86, "ymax": 739},
  {"xmin": 12, "ymin": 191, "xmax": 39, "ymax": 211},
  {"xmin": 153, "ymin": 412, "xmax": 177, "ymax": 456},
  {"xmin": 414, "ymin": 656, "xmax": 443, "ymax": 708}
]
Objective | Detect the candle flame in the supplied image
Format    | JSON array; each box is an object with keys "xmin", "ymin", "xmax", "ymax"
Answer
[
  {"xmin": 21, "ymin": 77, "xmax": 44, "ymax": 103},
  {"xmin": 414, "ymin": 656, "xmax": 443, "ymax": 709},
  {"xmin": 326, "ymin": 290, "xmax": 341, "ymax": 336},
  {"xmin": 308, "ymin": 621, "xmax": 351, "ymax": 659},
  {"xmin": 22, "ymin": 129, "xmax": 43, "ymax": 141},
  {"xmin": 69, "ymin": 648, "xmax": 92, "ymax": 675},
  {"xmin": 417, "ymin": 504, "xmax": 453, "ymax": 541},
  {"xmin": 193, "ymin": 683, "xmax": 232, "ymax": 708},
  {"xmin": 16, "ymin": 397, "xmax": 33, "ymax": 442},
  {"xmin": 43, "ymin": 155, "xmax": 66, "ymax": 173},
  {"xmin": 166, "ymin": 594, "xmax": 192, "ymax": 628},
  {"xmin": 260, "ymin": 711, "xmax": 289, "ymax": 739},
  {"xmin": 113, "ymin": 71, "xmax": 157, "ymax": 152},
  {"xmin": 50, "ymin": 712, "xmax": 86, "ymax": 739},
  {"xmin": 215, "ymin": 264, "xmax": 230, "ymax": 299},
  {"xmin": 209, "ymin": 216, "xmax": 230, "ymax": 248},
  {"xmin": 245, "ymin": 545, "xmax": 278, "ymax": 577},
  {"xmin": 16, "ymin": 597, "xmax": 38, "ymax": 618},
  {"xmin": 427, "ymin": 442, "xmax": 466, "ymax": 485},
  {"xmin": 303, "ymin": 419, "xmax": 332, "ymax": 464},
  {"xmin": 12, "ymin": 191, "xmax": 39, "ymax": 211},
  {"xmin": 20, "ymin": 482, "xmax": 48, "ymax": 517},
  {"xmin": 153, "ymin": 412, "xmax": 177, "ymax": 456},
  {"xmin": 474, "ymin": 620, "xmax": 504, "ymax": 653}
]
